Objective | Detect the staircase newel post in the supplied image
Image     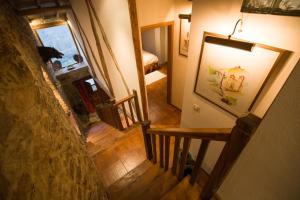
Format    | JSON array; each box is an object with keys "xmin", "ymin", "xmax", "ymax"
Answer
[
  {"xmin": 200, "ymin": 114, "xmax": 261, "ymax": 200},
  {"xmin": 110, "ymin": 98, "xmax": 124, "ymax": 131},
  {"xmin": 141, "ymin": 120, "xmax": 153, "ymax": 160}
]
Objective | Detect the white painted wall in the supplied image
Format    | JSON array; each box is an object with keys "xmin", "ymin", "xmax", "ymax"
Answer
[
  {"xmin": 172, "ymin": 0, "xmax": 192, "ymax": 108},
  {"xmin": 69, "ymin": 0, "xmax": 141, "ymax": 103},
  {"xmin": 181, "ymin": 0, "xmax": 300, "ymax": 173},
  {"xmin": 142, "ymin": 29, "xmax": 156, "ymax": 54},
  {"xmin": 136, "ymin": 0, "xmax": 175, "ymax": 26},
  {"xmin": 141, "ymin": 27, "xmax": 168, "ymax": 64},
  {"xmin": 218, "ymin": 60, "xmax": 300, "ymax": 200}
]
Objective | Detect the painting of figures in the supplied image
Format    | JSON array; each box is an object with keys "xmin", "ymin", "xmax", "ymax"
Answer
[
  {"xmin": 194, "ymin": 32, "xmax": 283, "ymax": 117},
  {"xmin": 241, "ymin": 0, "xmax": 300, "ymax": 16}
]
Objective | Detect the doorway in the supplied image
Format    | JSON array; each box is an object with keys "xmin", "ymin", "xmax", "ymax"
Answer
[{"xmin": 140, "ymin": 22, "xmax": 181, "ymax": 125}]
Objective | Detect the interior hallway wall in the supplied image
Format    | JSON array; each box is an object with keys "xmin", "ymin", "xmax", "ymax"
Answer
[
  {"xmin": 141, "ymin": 29, "xmax": 157, "ymax": 54},
  {"xmin": 218, "ymin": 60, "xmax": 300, "ymax": 200},
  {"xmin": 0, "ymin": 2, "xmax": 106, "ymax": 199},
  {"xmin": 136, "ymin": 0, "xmax": 175, "ymax": 26},
  {"xmin": 181, "ymin": 0, "xmax": 300, "ymax": 173},
  {"xmin": 69, "ymin": 0, "xmax": 141, "ymax": 103},
  {"xmin": 172, "ymin": 0, "xmax": 192, "ymax": 108}
]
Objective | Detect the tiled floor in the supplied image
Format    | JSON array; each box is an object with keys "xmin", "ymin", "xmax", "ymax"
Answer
[{"xmin": 86, "ymin": 66, "xmax": 181, "ymax": 188}]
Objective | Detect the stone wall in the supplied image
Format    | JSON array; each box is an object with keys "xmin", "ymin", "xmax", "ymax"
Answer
[{"xmin": 0, "ymin": 1, "xmax": 107, "ymax": 200}]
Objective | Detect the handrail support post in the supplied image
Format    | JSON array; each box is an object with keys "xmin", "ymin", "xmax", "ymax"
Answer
[{"xmin": 141, "ymin": 120, "xmax": 153, "ymax": 160}]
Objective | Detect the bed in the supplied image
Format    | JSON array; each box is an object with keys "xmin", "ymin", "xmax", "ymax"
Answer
[{"xmin": 142, "ymin": 50, "xmax": 159, "ymax": 74}]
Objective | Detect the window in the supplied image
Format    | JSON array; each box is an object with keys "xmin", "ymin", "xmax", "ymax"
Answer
[{"xmin": 37, "ymin": 24, "xmax": 79, "ymax": 68}]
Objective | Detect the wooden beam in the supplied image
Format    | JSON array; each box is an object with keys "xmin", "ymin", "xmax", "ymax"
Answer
[
  {"xmin": 55, "ymin": 0, "xmax": 61, "ymax": 6},
  {"xmin": 88, "ymin": 0, "xmax": 131, "ymax": 95},
  {"xmin": 70, "ymin": 7, "xmax": 112, "ymax": 96},
  {"xmin": 30, "ymin": 20, "xmax": 66, "ymax": 30},
  {"xmin": 127, "ymin": 0, "xmax": 148, "ymax": 120},
  {"xmin": 84, "ymin": 0, "xmax": 115, "ymax": 97},
  {"xmin": 140, "ymin": 21, "xmax": 174, "ymax": 32},
  {"xmin": 18, "ymin": 5, "xmax": 71, "ymax": 16},
  {"xmin": 35, "ymin": 0, "xmax": 41, "ymax": 8}
]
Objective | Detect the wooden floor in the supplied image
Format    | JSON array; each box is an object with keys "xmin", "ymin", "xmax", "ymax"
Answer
[
  {"xmin": 87, "ymin": 124, "xmax": 146, "ymax": 187},
  {"xmin": 86, "ymin": 66, "xmax": 181, "ymax": 188},
  {"xmin": 147, "ymin": 66, "xmax": 181, "ymax": 125}
]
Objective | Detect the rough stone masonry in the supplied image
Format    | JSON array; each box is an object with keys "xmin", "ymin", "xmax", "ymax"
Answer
[{"xmin": 0, "ymin": 1, "xmax": 107, "ymax": 199}]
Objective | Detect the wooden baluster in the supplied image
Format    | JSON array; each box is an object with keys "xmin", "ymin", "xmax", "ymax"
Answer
[
  {"xmin": 128, "ymin": 100, "xmax": 136, "ymax": 123},
  {"xmin": 152, "ymin": 134, "xmax": 157, "ymax": 164},
  {"xmin": 121, "ymin": 103, "xmax": 130, "ymax": 127},
  {"xmin": 201, "ymin": 114, "xmax": 261, "ymax": 200},
  {"xmin": 178, "ymin": 137, "xmax": 191, "ymax": 180},
  {"xmin": 159, "ymin": 135, "xmax": 164, "ymax": 168},
  {"xmin": 141, "ymin": 121, "xmax": 152, "ymax": 160},
  {"xmin": 190, "ymin": 140, "xmax": 210, "ymax": 185},
  {"xmin": 164, "ymin": 136, "xmax": 170, "ymax": 171},
  {"xmin": 172, "ymin": 136, "xmax": 181, "ymax": 175},
  {"xmin": 111, "ymin": 99, "xmax": 124, "ymax": 130},
  {"xmin": 133, "ymin": 90, "xmax": 142, "ymax": 122}
]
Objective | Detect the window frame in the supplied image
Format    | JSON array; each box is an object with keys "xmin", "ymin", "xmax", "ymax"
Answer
[{"xmin": 33, "ymin": 20, "xmax": 82, "ymax": 68}]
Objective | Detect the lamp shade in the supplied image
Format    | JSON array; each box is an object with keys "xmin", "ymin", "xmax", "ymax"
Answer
[{"xmin": 205, "ymin": 36, "xmax": 255, "ymax": 52}]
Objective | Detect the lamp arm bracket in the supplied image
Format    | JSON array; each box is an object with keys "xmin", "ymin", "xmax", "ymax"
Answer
[{"xmin": 228, "ymin": 19, "xmax": 242, "ymax": 40}]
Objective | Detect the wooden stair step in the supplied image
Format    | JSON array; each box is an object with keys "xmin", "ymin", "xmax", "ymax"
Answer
[
  {"xmin": 133, "ymin": 168, "xmax": 179, "ymax": 200},
  {"xmin": 108, "ymin": 161, "xmax": 165, "ymax": 200},
  {"xmin": 161, "ymin": 176, "xmax": 202, "ymax": 200}
]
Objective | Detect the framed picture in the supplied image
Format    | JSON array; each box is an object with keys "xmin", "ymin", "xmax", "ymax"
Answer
[
  {"xmin": 241, "ymin": 0, "xmax": 300, "ymax": 16},
  {"xmin": 194, "ymin": 32, "xmax": 284, "ymax": 117},
  {"xmin": 179, "ymin": 18, "xmax": 191, "ymax": 57}
]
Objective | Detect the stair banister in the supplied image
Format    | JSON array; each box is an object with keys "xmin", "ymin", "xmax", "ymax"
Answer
[
  {"xmin": 140, "ymin": 114, "xmax": 261, "ymax": 200},
  {"xmin": 201, "ymin": 114, "xmax": 261, "ymax": 200}
]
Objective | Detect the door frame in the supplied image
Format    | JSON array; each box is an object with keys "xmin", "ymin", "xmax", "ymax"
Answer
[
  {"xmin": 140, "ymin": 21, "xmax": 174, "ymax": 105},
  {"xmin": 128, "ymin": 0, "xmax": 174, "ymax": 120}
]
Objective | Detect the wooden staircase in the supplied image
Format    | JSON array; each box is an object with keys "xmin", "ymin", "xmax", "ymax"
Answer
[
  {"xmin": 106, "ymin": 114, "xmax": 261, "ymax": 200},
  {"xmin": 107, "ymin": 160, "xmax": 207, "ymax": 200}
]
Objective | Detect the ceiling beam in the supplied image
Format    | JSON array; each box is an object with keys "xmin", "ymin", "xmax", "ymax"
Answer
[
  {"xmin": 18, "ymin": 5, "xmax": 71, "ymax": 16},
  {"xmin": 35, "ymin": 0, "xmax": 41, "ymax": 8}
]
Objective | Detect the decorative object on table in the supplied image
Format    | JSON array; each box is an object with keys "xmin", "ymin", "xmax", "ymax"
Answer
[
  {"xmin": 241, "ymin": 0, "xmax": 300, "ymax": 17},
  {"xmin": 73, "ymin": 54, "xmax": 84, "ymax": 63},
  {"xmin": 53, "ymin": 60, "xmax": 62, "ymax": 71},
  {"xmin": 179, "ymin": 14, "xmax": 192, "ymax": 57},
  {"xmin": 194, "ymin": 31, "xmax": 285, "ymax": 117}
]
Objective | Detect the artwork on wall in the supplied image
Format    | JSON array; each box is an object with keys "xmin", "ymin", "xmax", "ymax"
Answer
[
  {"xmin": 194, "ymin": 32, "xmax": 284, "ymax": 117},
  {"xmin": 179, "ymin": 18, "xmax": 191, "ymax": 57},
  {"xmin": 241, "ymin": 0, "xmax": 300, "ymax": 16}
]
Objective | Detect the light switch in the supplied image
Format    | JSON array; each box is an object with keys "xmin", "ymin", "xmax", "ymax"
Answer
[{"xmin": 193, "ymin": 104, "xmax": 200, "ymax": 112}]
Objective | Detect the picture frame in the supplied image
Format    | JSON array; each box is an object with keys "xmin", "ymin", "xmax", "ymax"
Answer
[
  {"xmin": 179, "ymin": 18, "xmax": 191, "ymax": 57},
  {"xmin": 241, "ymin": 0, "xmax": 300, "ymax": 17},
  {"xmin": 194, "ymin": 32, "xmax": 285, "ymax": 117}
]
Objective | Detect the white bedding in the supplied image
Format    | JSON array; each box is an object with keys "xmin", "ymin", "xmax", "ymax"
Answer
[{"xmin": 142, "ymin": 50, "xmax": 159, "ymax": 66}]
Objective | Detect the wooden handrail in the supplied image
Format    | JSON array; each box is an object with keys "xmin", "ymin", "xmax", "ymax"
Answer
[
  {"xmin": 147, "ymin": 127, "xmax": 232, "ymax": 141},
  {"xmin": 107, "ymin": 90, "xmax": 142, "ymax": 130},
  {"xmin": 114, "ymin": 94, "xmax": 135, "ymax": 106}
]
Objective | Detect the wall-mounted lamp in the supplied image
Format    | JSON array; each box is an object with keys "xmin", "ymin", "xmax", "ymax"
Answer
[
  {"xmin": 179, "ymin": 14, "xmax": 191, "ymax": 22},
  {"xmin": 205, "ymin": 19, "xmax": 255, "ymax": 52}
]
